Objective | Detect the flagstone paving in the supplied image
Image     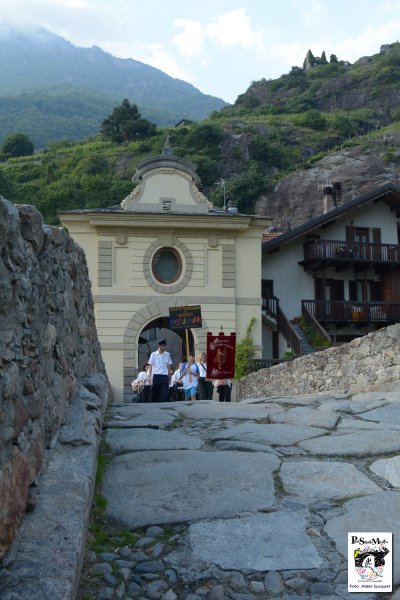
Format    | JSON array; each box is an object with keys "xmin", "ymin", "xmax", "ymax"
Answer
[{"xmin": 82, "ymin": 391, "xmax": 400, "ymax": 599}]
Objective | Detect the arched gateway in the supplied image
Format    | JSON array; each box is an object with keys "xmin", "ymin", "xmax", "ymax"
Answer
[
  {"xmin": 59, "ymin": 140, "xmax": 271, "ymax": 402},
  {"xmin": 123, "ymin": 298, "xmax": 209, "ymax": 401}
]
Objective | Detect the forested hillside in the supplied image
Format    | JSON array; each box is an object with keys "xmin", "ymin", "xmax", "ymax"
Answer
[
  {"xmin": 0, "ymin": 25, "xmax": 227, "ymax": 147},
  {"xmin": 2, "ymin": 42, "xmax": 400, "ymax": 229}
]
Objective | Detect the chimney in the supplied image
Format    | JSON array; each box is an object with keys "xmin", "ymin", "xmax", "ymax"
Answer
[
  {"xmin": 333, "ymin": 181, "xmax": 342, "ymax": 205},
  {"xmin": 323, "ymin": 186, "xmax": 335, "ymax": 214},
  {"xmin": 227, "ymin": 198, "xmax": 238, "ymax": 213}
]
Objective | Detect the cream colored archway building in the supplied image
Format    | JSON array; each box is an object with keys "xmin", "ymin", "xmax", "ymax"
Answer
[{"xmin": 60, "ymin": 144, "xmax": 270, "ymax": 402}]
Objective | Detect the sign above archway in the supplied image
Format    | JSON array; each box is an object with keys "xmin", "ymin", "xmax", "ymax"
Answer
[{"xmin": 169, "ymin": 305, "xmax": 202, "ymax": 329}]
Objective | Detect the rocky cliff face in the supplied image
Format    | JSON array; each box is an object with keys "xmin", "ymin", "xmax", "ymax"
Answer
[
  {"xmin": 0, "ymin": 197, "xmax": 108, "ymax": 558},
  {"xmin": 256, "ymin": 131, "xmax": 400, "ymax": 230}
]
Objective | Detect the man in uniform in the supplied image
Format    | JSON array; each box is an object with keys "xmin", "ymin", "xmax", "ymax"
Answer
[{"xmin": 147, "ymin": 339, "xmax": 172, "ymax": 402}]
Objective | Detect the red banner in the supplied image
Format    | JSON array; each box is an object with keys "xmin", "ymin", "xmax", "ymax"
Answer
[{"xmin": 206, "ymin": 332, "xmax": 236, "ymax": 379}]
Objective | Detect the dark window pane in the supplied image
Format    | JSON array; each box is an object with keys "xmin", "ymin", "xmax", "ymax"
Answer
[{"xmin": 152, "ymin": 248, "xmax": 181, "ymax": 283}]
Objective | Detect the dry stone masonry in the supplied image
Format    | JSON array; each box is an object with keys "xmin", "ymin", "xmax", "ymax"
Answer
[
  {"xmin": 239, "ymin": 323, "xmax": 400, "ymax": 400},
  {"xmin": 0, "ymin": 196, "xmax": 109, "ymax": 574}
]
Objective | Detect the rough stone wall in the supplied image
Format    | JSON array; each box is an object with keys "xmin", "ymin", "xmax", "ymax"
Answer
[
  {"xmin": 0, "ymin": 196, "xmax": 108, "ymax": 559},
  {"xmin": 239, "ymin": 324, "xmax": 400, "ymax": 399}
]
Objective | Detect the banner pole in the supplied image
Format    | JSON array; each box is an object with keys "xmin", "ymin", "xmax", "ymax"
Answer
[{"xmin": 185, "ymin": 328, "xmax": 190, "ymax": 359}]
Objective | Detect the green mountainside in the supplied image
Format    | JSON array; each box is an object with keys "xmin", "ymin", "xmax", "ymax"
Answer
[
  {"xmin": 2, "ymin": 42, "xmax": 400, "ymax": 227},
  {"xmin": 0, "ymin": 25, "xmax": 227, "ymax": 147}
]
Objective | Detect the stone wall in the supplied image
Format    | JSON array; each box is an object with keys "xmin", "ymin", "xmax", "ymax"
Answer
[
  {"xmin": 239, "ymin": 324, "xmax": 400, "ymax": 399},
  {"xmin": 0, "ymin": 196, "xmax": 109, "ymax": 560}
]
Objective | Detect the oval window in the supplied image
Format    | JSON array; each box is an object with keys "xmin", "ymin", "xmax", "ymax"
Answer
[{"xmin": 152, "ymin": 247, "xmax": 182, "ymax": 284}]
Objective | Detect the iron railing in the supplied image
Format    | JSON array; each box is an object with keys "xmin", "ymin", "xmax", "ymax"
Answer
[
  {"xmin": 303, "ymin": 240, "xmax": 400, "ymax": 263},
  {"xmin": 262, "ymin": 290, "xmax": 279, "ymax": 319},
  {"xmin": 302, "ymin": 300, "xmax": 400, "ymax": 323},
  {"xmin": 277, "ymin": 306, "xmax": 302, "ymax": 355}
]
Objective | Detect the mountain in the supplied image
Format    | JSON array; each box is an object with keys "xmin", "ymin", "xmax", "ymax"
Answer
[
  {"xmin": 0, "ymin": 25, "xmax": 228, "ymax": 147},
  {"xmin": 2, "ymin": 43, "xmax": 400, "ymax": 229}
]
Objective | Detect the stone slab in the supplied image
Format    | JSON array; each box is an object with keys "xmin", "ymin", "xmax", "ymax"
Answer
[
  {"xmin": 280, "ymin": 460, "xmax": 381, "ymax": 502},
  {"xmin": 106, "ymin": 428, "xmax": 203, "ymax": 452},
  {"xmin": 351, "ymin": 392, "xmax": 400, "ymax": 403},
  {"xmin": 245, "ymin": 394, "xmax": 322, "ymax": 406},
  {"xmin": 358, "ymin": 404, "xmax": 400, "ymax": 428},
  {"xmin": 177, "ymin": 401, "xmax": 284, "ymax": 421},
  {"xmin": 189, "ymin": 512, "xmax": 322, "ymax": 570},
  {"xmin": 106, "ymin": 413, "xmax": 177, "ymax": 428},
  {"xmin": 108, "ymin": 404, "xmax": 179, "ymax": 416},
  {"xmin": 270, "ymin": 406, "xmax": 339, "ymax": 429},
  {"xmin": 370, "ymin": 456, "xmax": 400, "ymax": 487},
  {"xmin": 320, "ymin": 395, "xmax": 393, "ymax": 415},
  {"xmin": 299, "ymin": 429, "xmax": 400, "ymax": 457},
  {"xmin": 213, "ymin": 440, "xmax": 278, "ymax": 454},
  {"xmin": 324, "ymin": 492, "xmax": 400, "ymax": 584},
  {"xmin": 337, "ymin": 418, "xmax": 391, "ymax": 430},
  {"xmin": 103, "ymin": 450, "xmax": 279, "ymax": 528},
  {"xmin": 210, "ymin": 423, "xmax": 326, "ymax": 446}
]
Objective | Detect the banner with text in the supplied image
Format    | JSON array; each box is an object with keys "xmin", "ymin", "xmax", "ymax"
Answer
[
  {"xmin": 169, "ymin": 305, "xmax": 202, "ymax": 329},
  {"xmin": 206, "ymin": 332, "xmax": 236, "ymax": 379}
]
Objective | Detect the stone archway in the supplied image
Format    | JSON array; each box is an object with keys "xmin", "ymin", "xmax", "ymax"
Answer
[{"xmin": 122, "ymin": 298, "xmax": 210, "ymax": 400}]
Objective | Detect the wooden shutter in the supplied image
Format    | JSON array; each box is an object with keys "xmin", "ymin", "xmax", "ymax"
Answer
[
  {"xmin": 372, "ymin": 228, "xmax": 381, "ymax": 244},
  {"xmin": 372, "ymin": 228, "xmax": 382, "ymax": 260},
  {"xmin": 346, "ymin": 225, "xmax": 355, "ymax": 242},
  {"xmin": 314, "ymin": 278, "xmax": 323, "ymax": 300}
]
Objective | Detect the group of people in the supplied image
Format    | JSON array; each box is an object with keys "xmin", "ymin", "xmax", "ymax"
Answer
[{"xmin": 131, "ymin": 339, "xmax": 232, "ymax": 403}]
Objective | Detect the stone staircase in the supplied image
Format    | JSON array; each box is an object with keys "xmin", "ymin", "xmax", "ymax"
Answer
[{"xmin": 291, "ymin": 322, "xmax": 316, "ymax": 355}]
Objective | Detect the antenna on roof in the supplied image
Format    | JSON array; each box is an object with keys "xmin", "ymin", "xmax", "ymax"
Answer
[{"xmin": 216, "ymin": 178, "xmax": 227, "ymax": 210}]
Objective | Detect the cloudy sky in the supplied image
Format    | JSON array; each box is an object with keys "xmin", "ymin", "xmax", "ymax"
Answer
[{"xmin": 2, "ymin": 0, "xmax": 400, "ymax": 103}]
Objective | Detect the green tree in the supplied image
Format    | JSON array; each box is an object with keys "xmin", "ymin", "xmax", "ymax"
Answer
[
  {"xmin": 320, "ymin": 51, "xmax": 328, "ymax": 65},
  {"xmin": 330, "ymin": 54, "xmax": 339, "ymax": 64},
  {"xmin": 2, "ymin": 133, "xmax": 34, "ymax": 157},
  {"xmin": 101, "ymin": 99, "xmax": 157, "ymax": 143}
]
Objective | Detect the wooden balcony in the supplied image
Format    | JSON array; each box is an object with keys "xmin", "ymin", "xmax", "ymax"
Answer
[
  {"xmin": 302, "ymin": 240, "xmax": 400, "ymax": 272},
  {"xmin": 302, "ymin": 299, "xmax": 400, "ymax": 324}
]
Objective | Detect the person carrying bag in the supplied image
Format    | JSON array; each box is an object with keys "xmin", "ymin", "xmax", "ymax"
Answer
[{"xmin": 196, "ymin": 352, "xmax": 213, "ymax": 399}]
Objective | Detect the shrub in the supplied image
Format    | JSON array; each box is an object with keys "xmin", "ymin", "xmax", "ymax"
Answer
[{"xmin": 235, "ymin": 317, "xmax": 257, "ymax": 379}]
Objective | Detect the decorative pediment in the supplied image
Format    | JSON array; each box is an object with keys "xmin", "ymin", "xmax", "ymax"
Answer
[{"xmin": 121, "ymin": 137, "xmax": 212, "ymax": 214}]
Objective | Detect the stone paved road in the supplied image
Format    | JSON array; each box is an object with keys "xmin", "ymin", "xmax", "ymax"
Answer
[{"xmin": 99, "ymin": 391, "xmax": 400, "ymax": 599}]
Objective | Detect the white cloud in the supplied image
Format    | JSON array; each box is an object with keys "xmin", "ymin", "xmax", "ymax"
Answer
[
  {"xmin": 267, "ymin": 41, "xmax": 310, "ymax": 71},
  {"xmin": 300, "ymin": 0, "xmax": 324, "ymax": 28},
  {"xmin": 381, "ymin": 1, "xmax": 400, "ymax": 12},
  {"xmin": 266, "ymin": 17, "xmax": 400, "ymax": 74},
  {"xmin": 205, "ymin": 8, "xmax": 265, "ymax": 52},
  {"xmin": 172, "ymin": 18, "xmax": 205, "ymax": 58},
  {"xmin": 116, "ymin": 41, "xmax": 191, "ymax": 81},
  {"xmin": 331, "ymin": 21, "xmax": 400, "ymax": 62},
  {"xmin": 45, "ymin": 0, "xmax": 89, "ymax": 7}
]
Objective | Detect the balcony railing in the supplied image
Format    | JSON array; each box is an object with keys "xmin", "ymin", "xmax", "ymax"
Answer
[
  {"xmin": 303, "ymin": 240, "xmax": 400, "ymax": 264},
  {"xmin": 262, "ymin": 291, "xmax": 302, "ymax": 354},
  {"xmin": 302, "ymin": 300, "xmax": 400, "ymax": 323},
  {"xmin": 262, "ymin": 290, "xmax": 279, "ymax": 319},
  {"xmin": 276, "ymin": 306, "xmax": 302, "ymax": 355}
]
